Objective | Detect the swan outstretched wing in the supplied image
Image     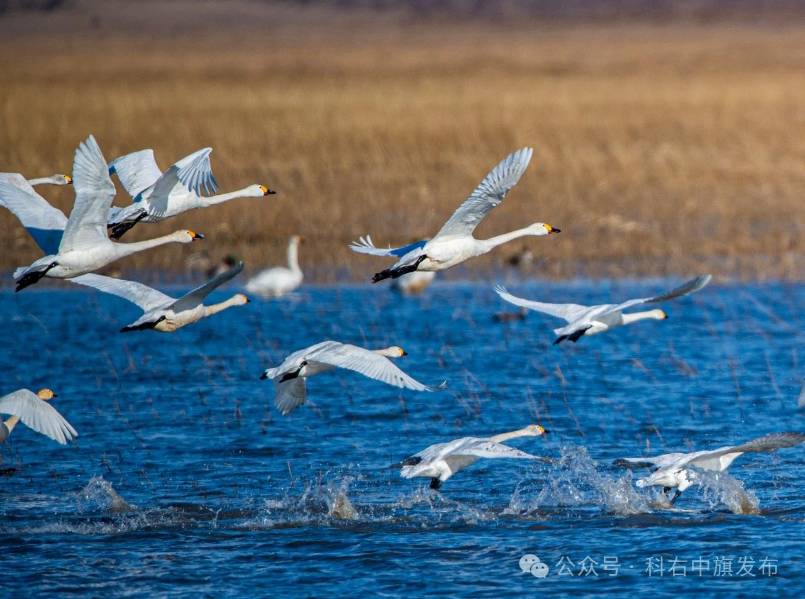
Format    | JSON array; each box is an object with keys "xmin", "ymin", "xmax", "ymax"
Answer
[
  {"xmin": 454, "ymin": 440, "xmax": 541, "ymax": 460},
  {"xmin": 108, "ymin": 149, "xmax": 163, "ymax": 199},
  {"xmin": 149, "ymin": 148, "xmax": 217, "ymax": 215},
  {"xmin": 494, "ymin": 286, "xmax": 589, "ymax": 323},
  {"xmin": 434, "ymin": 147, "xmax": 533, "ymax": 239},
  {"xmin": 274, "ymin": 378, "xmax": 308, "ymax": 415},
  {"xmin": 0, "ymin": 389, "xmax": 78, "ymax": 445},
  {"xmin": 349, "ymin": 235, "xmax": 428, "ymax": 258},
  {"xmin": 605, "ymin": 275, "xmax": 712, "ymax": 315},
  {"xmin": 69, "ymin": 274, "xmax": 174, "ymax": 312},
  {"xmin": 683, "ymin": 432, "xmax": 805, "ymax": 471},
  {"xmin": 0, "ymin": 173, "xmax": 67, "ymax": 254},
  {"xmin": 306, "ymin": 342, "xmax": 431, "ymax": 391},
  {"xmin": 60, "ymin": 135, "xmax": 116, "ymax": 252},
  {"xmin": 171, "ymin": 261, "xmax": 244, "ymax": 312}
]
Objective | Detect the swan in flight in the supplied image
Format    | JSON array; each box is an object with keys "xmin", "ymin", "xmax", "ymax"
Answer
[
  {"xmin": 615, "ymin": 432, "xmax": 805, "ymax": 504},
  {"xmin": 400, "ymin": 424, "xmax": 548, "ymax": 489},
  {"xmin": 260, "ymin": 340, "xmax": 431, "ymax": 415},
  {"xmin": 391, "ymin": 270, "xmax": 436, "ymax": 296},
  {"xmin": 245, "ymin": 235, "xmax": 304, "ymax": 298},
  {"xmin": 70, "ymin": 261, "xmax": 248, "ymax": 332},
  {"xmin": 349, "ymin": 148, "xmax": 560, "ymax": 282},
  {"xmin": 26, "ymin": 174, "xmax": 72, "ymax": 186},
  {"xmin": 0, "ymin": 388, "xmax": 77, "ymax": 445},
  {"xmin": 107, "ymin": 147, "xmax": 276, "ymax": 239},
  {"xmin": 0, "ymin": 135, "xmax": 204, "ymax": 292},
  {"xmin": 495, "ymin": 274, "xmax": 712, "ymax": 344}
]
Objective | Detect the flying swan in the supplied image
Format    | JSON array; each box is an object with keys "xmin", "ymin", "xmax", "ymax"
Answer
[
  {"xmin": 614, "ymin": 432, "xmax": 805, "ymax": 503},
  {"xmin": 260, "ymin": 340, "xmax": 431, "ymax": 415},
  {"xmin": 26, "ymin": 174, "xmax": 72, "ymax": 186},
  {"xmin": 400, "ymin": 424, "xmax": 549, "ymax": 489},
  {"xmin": 350, "ymin": 148, "xmax": 560, "ymax": 282},
  {"xmin": 70, "ymin": 261, "xmax": 248, "ymax": 332},
  {"xmin": 107, "ymin": 147, "xmax": 276, "ymax": 238},
  {"xmin": 495, "ymin": 274, "xmax": 712, "ymax": 344},
  {"xmin": 0, "ymin": 388, "xmax": 77, "ymax": 445},
  {"xmin": 245, "ymin": 235, "xmax": 304, "ymax": 298},
  {"xmin": 0, "ymin": 135, "xmax": 204, "ymax": 292}
]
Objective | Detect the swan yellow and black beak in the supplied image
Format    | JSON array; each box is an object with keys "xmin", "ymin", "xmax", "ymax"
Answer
[
  {"xmin": 189, "ymin": 230, "xmax": 205, "ymax": 241},
  {"xmin": 65, "ymin": 175, "xmax": 73, "ymax": 185},
  {"xmin": 259, "ymin": 185, "xmax": 277, "ymax": 196},
  {"xmin": 543, "ymin": 224, "xmax": 561, "ymax": 234}
]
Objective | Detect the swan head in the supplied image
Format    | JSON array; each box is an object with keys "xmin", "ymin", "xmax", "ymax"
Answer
[
  {"xmin": 523, "ymin": 424, "xmax": 548, "ymax": 436},
  {"xmin": 379, "ymin": 346, "xmax": 407, "ymax": 358},
  {"xmin": 36, "ymin": 388, "xmax": 56, "ymax": 401},
  {"xmin": 290, "ymin": 235, "xmax": 304, "ymax": 245},
  {"xmin": 233, "ymin": 293, "xmax": 250, "ymax": 305},
  {"xmin": 529, "ymin": 223, "xmax": 561, "ymax": 236},
  {"xmin": 254, "ymin": 184, "xmax": 277, "ymax": 197},
  {"xmin": 651, "ymin": 309, "xmax": 668, "ymax": 320},
  {"xmin": 176, "ymin": 230, "xmax": 205, "ymax": 243},
  {"xmin": 56, "ymin": 174, "xmax": 73, "ymax": 185}
]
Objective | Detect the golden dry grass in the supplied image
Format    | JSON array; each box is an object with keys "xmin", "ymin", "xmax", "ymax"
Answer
[{"xmin": 1, "ymin": 14, "xmax": 804, "ymax": 282}]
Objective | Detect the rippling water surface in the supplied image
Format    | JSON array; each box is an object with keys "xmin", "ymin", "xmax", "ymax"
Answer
[{"xmin": 0, "ymin": 280, "xmax": 802, "ymax": 596}]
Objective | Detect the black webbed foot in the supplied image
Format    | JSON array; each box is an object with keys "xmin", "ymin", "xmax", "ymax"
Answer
[
  {"xmin": 429, "ymin": 477, "xmax": 442, "ymax": 490},
  {"xmin": 372, "ymin": 255, "xmax": 427, "ymax": 283},
  {"xmin": 15, "ymin": 262, "xmax": 57, "ymax": 292}
]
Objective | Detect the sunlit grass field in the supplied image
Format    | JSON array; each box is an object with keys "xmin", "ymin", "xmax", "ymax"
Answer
[{"xmin": 1, "ymin": 17, "xmax": 803, "ymax": 281}]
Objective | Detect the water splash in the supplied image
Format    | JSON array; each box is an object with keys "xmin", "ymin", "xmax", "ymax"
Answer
[
  {"xmin": 75, "ymin": 476, "xmax": 135, "ymax": 513},
  {"xmin": 695, "ymin": 470, "xmax": 760, "ymax": 515}
]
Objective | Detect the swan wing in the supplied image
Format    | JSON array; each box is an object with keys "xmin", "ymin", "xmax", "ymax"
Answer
[
  {"xmin": 172, "ymin": 261, "xmax": 244, "ymax": 312},
  {"xmin": 306, "ymin": 342, "xmax": 431, "ymax": 391},
  {"xmin": 604, "ymin": 275, "xmax": 713, "ymax": 316},
  {"xmin": 684, "ymin": 432, "xmax": 805, "ymax": 471},
  {"xmin": 434, "ymin": 147, "xmax": 533, "ymax": 239},
  {"xmin": 60, "ymin": 135, "xmax": 116, "ymax": 252},
  {"xmin": 494, "ymin": 285, "xmax": 589, "ymax": 323},
  {"xmin": 274, "ymin": 378, "xmax": 308, "ymax": 415},
  {"xmin": 108, "ymin": 149, "xmax": 163, "ymax": 199},
  {"xmin": 348, "ymin": 235, "xmax": 428, "ymax": 258},
  {"xmin": 454, "ymin": 440, "xmax": 542, "ymax": 460},
  {"xmin": 0, "ymin": 173, "xmax": 67, "ymax": 254},
  {"xmin": 149, "ymin": 147, "xmax": 217, "ymax": 215},
  {"xmin": 69, "ymin": 273, "xmax": 174, "ymax": 312},
  {"xmin": 0, "ymin": 389, "xmax": 78, "ymax": 445},
  {"xmin": 613, "ymin": 453, "xmax": 687, "ymax": 471}
]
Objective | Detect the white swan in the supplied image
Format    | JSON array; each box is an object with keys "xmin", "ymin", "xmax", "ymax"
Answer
[
  {"xmin": 260, "ymin": 340, "xmax": 431, "ymax": 415},
  {"xmin": 26, "ymin": 174, "xmax": 72, "ymax": 186},
  {"xmin": 400, "ymin": 424, "xmax": 548, "ymax": 489},
  {"xmin": 70, "ymin": 261, "xmax": 248, "ymax": 332},
  {"xmin": 495, "ymin": 275, "xmax": 712, "ymax": 344},
  {"xmin": 107, "ymin": 147, "xmax": 276, "ymax": 238},
  {"xmin": 390, "ymin": 270, "xmax": 436, "ymax": 296},
  {"xmin": 0, "ymin": 388, "xmax": 77, "ymax": 445},
  {"xmin": 0, "ymin": 135, "xmax": 204, "ymax": 292},
  {"xmin": 615, "ymin": 432, "xmax": 805, "ymax": 503},
  {"xmin": 350, "ymin": 148, "xmax": 560, "ymax": 282},
  {"xmin": 245, "ymin": 235, "xmax": 303, "ymax": 298}
]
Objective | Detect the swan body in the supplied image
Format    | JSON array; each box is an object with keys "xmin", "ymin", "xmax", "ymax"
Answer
[
  {"xmin": 27, "ymin": 174, "xmax": 72, "ymax": 186},
  {"xmin": 70, "ymin": 261, "xmax": 248, "ymax": 332},
  {"xmin": 350, "ymin": 148, "xmax": 560, "ymax": 282},
  {"xmin": 495, "ymin": 275, "xmax": 712, "ymax": 344},
  {"xmin": 0, "ymin": 388, "xmax": 77, "ymax": 445},
  {"xmin": 107, "ymin": 147, "xmax": 275, "ymax": 238},
  {"xmin": 400, "ymin": 424, "xmax": 548, "ymax": 489},
  {"xmin": 615, "ymin": 432, "xmax": 805, "ymax": 503},
  {"xmin": 260, "ymin": 340, "xmax": 431, "ymax": 415},
  {"xmin": 0, "ymin": 136, "xmax": 204, "ymax": 291},
  {"xmin": 245, "ymin": 236, "xmax": 303, "ymax": 298}
]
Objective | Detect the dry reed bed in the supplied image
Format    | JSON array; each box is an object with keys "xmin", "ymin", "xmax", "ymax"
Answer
[{"xmin": 0, "ymin": 24, "xmax": 803, "ymax": 282}]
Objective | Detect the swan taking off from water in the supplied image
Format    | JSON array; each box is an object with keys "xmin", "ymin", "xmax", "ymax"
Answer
[
  {"xmin": 349, "ymin": 148, "xmax": 560, "ymax": 282},
  {"xmin": 245, "ymin": 236, "xmax": 304, "ymax": 298},
  {"xmin": 70, "ymin": 262, "xmax": 248, "ymax": 332},
  {"xmin": 0, "ymin": 388, "xmax": 77, "ymax": 445},
  {"xmin": 26, "ymin": 174, "xmax": 72, "ymax": 186},
  {"xmin": 614, "ymin": 432, "xmax": 805, "ymax": 504},
  {"xmin": 495, "ymin": 275, "xmax": 711, "ymax": 344},
  {"xmin": 0, "ymin": 135, "xmax": 204, "ymax": 292},
  {"xmin": 260, "ymin": 340, "xmax": 431, "ymax": 415},
  {"xmin": 107, "ymin": 147, "xmax": 276, "ymax": 239},
  {"xmin": 400, "ymin": 424, "xmax": 548, "ymax": 489}
]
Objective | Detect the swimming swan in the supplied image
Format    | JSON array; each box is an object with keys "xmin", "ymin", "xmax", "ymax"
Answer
[
  {"xmin": 614, "ymin": 432, "xmax": 805, "ymax": 504},
  {"xmin": 245, "ymin": 235, "xmax": 303, "ymax": 298},
  {"xmin": 0, "ymin": 388, "xmax": 77, "ymax": 445},
  {"xmin": 107, "ymin": 147, "xmax": 276, "ymax": 238},
  {"xmin": 495, "ymin": 275, "xmax": 712, "ymax": 344},
  {"xmin": 0, "ymin": 135, "xmax": 204, "ymax": 292},
  {"xmin": 260, "ymin": 340, "xmax": 431, "ymax": 415},
  {"xmin": 350, "ymin": 148, "xmax": 559, "ymax": 282},
  {"xmin": 70, "ymin": 261, "xmax": 248, "ymax": 332},
  {"xmin": 400, "ymin": 424, "xmax": 548, "ymax": 489}
]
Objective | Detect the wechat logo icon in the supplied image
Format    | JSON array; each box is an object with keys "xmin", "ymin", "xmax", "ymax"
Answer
[{"xmin": 519, "ymin": 554, "xmax": 549, "ymax": 578}]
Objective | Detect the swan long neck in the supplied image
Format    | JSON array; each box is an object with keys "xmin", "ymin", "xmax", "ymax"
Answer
[
  {"xmin": 3, "ymin": 415, "xmax": 20, "ymax": 433},
  {"xmin": 113, "ymin": 233, "xmax": 184, "ymax": 258},
  {"xmin": 479, "ymin": 226, "xmax": 540, "ymax": 251},
  {"xmin": 622, "ymin": 310, "xmax": 664, "ymax": 325},
  {"xmin": 199, "ymin": 188, "xmax": 257, "ymax": 207},
  {"xmin": 204, "ymin": 295, "xmax": 244, "ymax": 317},
  {"xmin": 27, "ymin": 177, "xmax": 54, "ymax": 186},
  {"xmin": 489, "ymin": 428, "xmax": 531, "ymax": 443},
  {"xmin": 287, "ymin": 240, "xmax": 301, "ymax": 273}
]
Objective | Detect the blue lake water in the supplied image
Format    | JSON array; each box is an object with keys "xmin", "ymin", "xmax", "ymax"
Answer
[{"xmin": 0, "ymin": 279, "xmax": 802, "ymax": 597}]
